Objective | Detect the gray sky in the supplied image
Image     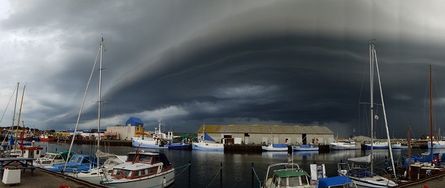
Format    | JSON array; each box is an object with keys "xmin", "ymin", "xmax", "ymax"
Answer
[{"xmin": 1, "ymin": 0, "xmax": 445, "ymax": 138}]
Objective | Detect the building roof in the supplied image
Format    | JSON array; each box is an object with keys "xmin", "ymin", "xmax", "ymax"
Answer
[{"xmin": 197, "ymin": 124, "xmax": 333, "ymax": 134}]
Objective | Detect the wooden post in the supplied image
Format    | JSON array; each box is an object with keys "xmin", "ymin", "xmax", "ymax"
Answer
[
  {"xmin": 220, "ymin": 162, "xmax": 223, "ymax": 188},
  {"xmin": 188, "ymin": 161, "xmax": 191, "ymax": 188},
  {"xmin": 251, "ymin": 162, "xmax": 254, "ymax": 188}
]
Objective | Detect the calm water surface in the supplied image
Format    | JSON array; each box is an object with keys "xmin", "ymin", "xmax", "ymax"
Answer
[{"xmin": 39, "ymin": 142, "xmax": 429, "ymax": 188}]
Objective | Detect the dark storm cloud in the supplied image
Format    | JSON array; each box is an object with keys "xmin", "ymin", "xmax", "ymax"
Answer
[{"xmin": 1, "ymin": 0, "xmax": 445, "ymax": 137}]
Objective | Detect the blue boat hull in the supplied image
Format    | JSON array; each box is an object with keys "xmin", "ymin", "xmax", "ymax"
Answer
[{"xmin": 168, "ymin": 143, "xmax": 191, "ymax": 150}]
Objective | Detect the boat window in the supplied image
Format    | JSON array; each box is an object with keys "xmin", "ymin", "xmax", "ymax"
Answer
[
  {"xmin": 280, "ymin": 177, "xmax": 287, "ymax": 186},
  {"xmin": 127, "ymin": 154, "xmax": 136, "ymax": 161},
  {"xmin": 55, "ymin": 155, "xmax": 62, "ymax": 160},
  {"xmin": 141, "ymin": 169, "xmax": 146, "ymax": 176},
  {"xmin": 147, "ymin": 167, "xmax": 158, "ymax": 175},
  {"xmin": 301, "ymin": 176, "xmax": 309, "ymax": 185},
  {"xmin": 82, "ymin": 158, "xmax": 90, "ymax": 164},
  {"xmin": 288, "ymin": 176, "xmax": 300, "ymax": 186},
  {"xmin": 139, "ymin": 155, "xmax": 152, "ymax": 162},
  {"xmin": 272, "ymin": 176, "xmax": 278, "ymax": 186}
]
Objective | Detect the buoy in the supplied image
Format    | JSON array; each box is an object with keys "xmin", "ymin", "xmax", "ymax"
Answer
[{"xmin": 423, "ymin": 183, "xmax": 429, "ymax": 188}]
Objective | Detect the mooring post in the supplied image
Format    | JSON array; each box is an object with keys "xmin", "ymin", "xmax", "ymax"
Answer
[
  {"xmin": 251, "ymin": 162, "xmax": 254, "ymax": 188},
  {"xmin": 220, "ymin": 162, "xmax": 223, "ymax": 188},
  {"xmin": 188, "ymin": 161, "xmax": 191, "ymax": 188}
]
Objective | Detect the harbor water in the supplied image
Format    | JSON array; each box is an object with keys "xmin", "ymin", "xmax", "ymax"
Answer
[{"xmin": 40, "ymin": 142, "xmax": 426, "ymax": 188}]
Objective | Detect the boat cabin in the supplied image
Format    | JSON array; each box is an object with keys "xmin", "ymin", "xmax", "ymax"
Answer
[
  {"xmin": 111, "ymin": 152, "xmax": 172, "ymax": 180},
  {"xmin": 268, "ymin": 169, "xmax": 312, "ymax": 188}
]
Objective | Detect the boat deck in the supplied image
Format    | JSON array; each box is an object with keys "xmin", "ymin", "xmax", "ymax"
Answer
[{"xmin": 0, "ymin": 167, "xmax": 105, "ymax": 188}]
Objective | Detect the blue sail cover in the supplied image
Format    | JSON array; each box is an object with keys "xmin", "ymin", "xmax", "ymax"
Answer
[
  {"xmin": 126, "ymin": 117, "xmax": 144, "ymax": 127},
  {"xmin": 203, "ymin": 133, "xmax": 215, "ymax": 142},
  {"xmin": 318, "ymin": 176, "xmax": 352, "ymax": 188}
]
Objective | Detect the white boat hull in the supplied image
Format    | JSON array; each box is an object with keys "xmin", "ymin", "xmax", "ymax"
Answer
[
  {"xmin": 103, "ymin": 169, "xmax": 175, "ymax": 188},
  {"xmin": 330, "ymin": 142, "xmax": 360, "ymax": 150},
  {"xmin": 349, "ymin": 176, "xmax": 397, "ymax": 188},
  {"xmin": 132, "ymin": 139, "xmax": 167, "ymax": 149},
  {"xmin": 192, "ymin": 142, "xmax": 224, "ymax": 151},
  {"xmin": 428, "ymin": 141, "xmax": 445, "ymax": 149},
  {"xmin": 292, "ymin": 145, "xmax": 319, "ymax": 151},
  {"xmin": 262, "ymin": 145, "xmax": 288, "ymax": 152}
]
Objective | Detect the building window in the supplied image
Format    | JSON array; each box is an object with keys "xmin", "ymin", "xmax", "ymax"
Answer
[{"xmin": 244, "ymin": 133, "xmax": 249, "ymax": 137}]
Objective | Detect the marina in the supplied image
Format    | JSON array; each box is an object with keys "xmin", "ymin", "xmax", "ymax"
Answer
[{"xmin": 2, "ymin": 0, "xmax": 445, "ymax": 187}]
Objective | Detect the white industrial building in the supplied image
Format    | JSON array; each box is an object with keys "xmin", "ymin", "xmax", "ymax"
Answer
[{"xmin": 197, "ymin": 124, "xmax": 334, "ymax": 145}]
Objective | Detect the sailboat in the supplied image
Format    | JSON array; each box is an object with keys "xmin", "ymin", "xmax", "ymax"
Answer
[
  {"xmin": 338, "ymin": 41, "xmax": 397, "ymax": 187},
  {"xmin": 53, "ymin": 37, "xmax": 106, "ymax": 175},
  {"xmin": 192, "ymin": 126, "xmax": 224, "ymax": 151}
]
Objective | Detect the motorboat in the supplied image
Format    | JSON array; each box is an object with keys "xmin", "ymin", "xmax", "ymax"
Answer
[
  {"xmin": 427, "ymin": 140, "xmax": 445, "ymax": 149},
  {"xmin": 364, "ymin": 141, "xmax": 388, "ymax": 150},
  {"xmin": 329, "ymin": 141, "xmax": 360, "ymax": 150},
  {"xmin": 192, "ymin": 141, "xmax": 224, "ymax": 151},
  {"xmin": 101, "ymin": 151, "xmax": 175, "ymax": 188},
  {"xmin": 390, "ymin": 142, "xmax": 407, "ymax": 149},
  {"xmin": 262, "ymin": 144, "xmax": 288, "ymax": 152},
  {"xmin": 337, "ymin": 162, "xmax": 397, "ymax": 187},
  {"xmin": 263, "ymin": 163, "xmax": 315, "ymax": 188},
  {"xmin": 45, "ymin": 154, "xmax": 95, "ymax": 173},
  {"xmin": 293, "ymin": 144, "xmax": 319, "ymax": 151},
  {"xmin": 35, "ymin": 151, "xmax": 70, "ymax": 167},
  {"xmin": 74, "ymin": 151, "xmax": 127, "ymax": 184},
  {"xmin": 192, "ymin": 133, "xmax": 224, "ymax": 151}
]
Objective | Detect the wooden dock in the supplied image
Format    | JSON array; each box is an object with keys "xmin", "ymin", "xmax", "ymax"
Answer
[{"xmin": 0, "ymin": 167, "xmax": 105, "ymax": 188}]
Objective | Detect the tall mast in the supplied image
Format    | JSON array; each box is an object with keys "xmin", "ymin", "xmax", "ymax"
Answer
[
  {"xmin": 374, "ymin": 45, "xmax": 396, "ymax": 178},
  {"xmin": 11, "ymin": 82, "xmax": 19, "ymax": 128},
  {"xmin": 369, "ymin": 40, "xmax": 374, "ymax": 174},
  {"xmin": 429, "ymin": 65, "xmax": 433, "ymax": 161},
  {"xmin": 97, "ymin": 36, "xmax": 104, "ymax": 167},
  {"xmin": 16, "ymin": 85, "xmax": 26, "ymax": 149}
]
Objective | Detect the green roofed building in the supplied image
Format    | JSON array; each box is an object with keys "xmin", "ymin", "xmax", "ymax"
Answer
[{"xmin": 197, "ymin": 124, "xmax": 334, "ymax": 145}]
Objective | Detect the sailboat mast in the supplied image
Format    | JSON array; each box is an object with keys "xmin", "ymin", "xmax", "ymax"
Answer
[
  {"xmin": 16, "ymin": 85, "xmax": 26, "ymax": 149},
  {"xmin": 11, "ymin": 82, "xmax": 19, "ymax": 128},
  {"xmin": 369, "ymin": 41, "xmax": 374, "ymax": 174},
  {"xmin": 97, "ymin": 36, "xmax": 104, "ymax": 167},
  {"xmin": 374, "ymin": 46, "xmax": 396, "ymax": 178},
  {"xmin": 429, "ymin": 65, "xmax": 433, "ymax": 159}
]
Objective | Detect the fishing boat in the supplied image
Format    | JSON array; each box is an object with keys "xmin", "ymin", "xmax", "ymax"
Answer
[
  {"xmin": 192, "ymin": 132, "xmax": 224, "ymax": 151},
  {"xmin": 168, "ymin": 142, "xmax": 191, "ymax": 150},
  {"xmin": 132, "ymin": 120, "xmax": 173, "ymax": 149},
  {"xmin": 338, "ymin": 41, "xmax": 397, "ymax": 188},
  {"xmin": 263, "ymin": 163, "xmax": 315, "ymax": 188},
  {"xmin": 293, "ymin": 144, "xmax": 319, "ymax": 151},
  {"xmin": 101, "ymin": 151, "xmax": 175, "ymax": 188},
  {"xmin": 262, "ymin": 143, "xmax": 289, "ymax": 152},
  {"xmin": 39, "ymin": 133, "xmax": 54, "ymax": 142},
  {"xmin": 329, "ymin": 141, "xmax": 360, "ymax": 150}
]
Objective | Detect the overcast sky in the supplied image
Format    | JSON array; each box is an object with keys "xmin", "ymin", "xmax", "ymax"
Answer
[{"xmin": 1, "ymin": 0, "xmax": 445, "ymax": 138}]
